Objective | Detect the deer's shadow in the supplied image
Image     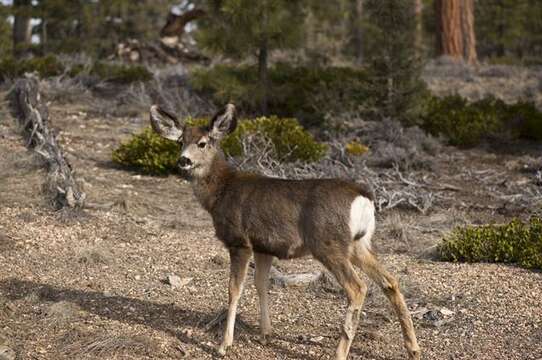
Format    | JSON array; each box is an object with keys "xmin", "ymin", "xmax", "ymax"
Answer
[{"xmin": 0, "ymin": 278, "xmax": 324, "ymax": 359}]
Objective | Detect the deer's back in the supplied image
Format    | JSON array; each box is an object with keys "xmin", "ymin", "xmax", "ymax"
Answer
[{"xmin": 211, "ymin": 174, "xmax": 374, "ymax": 259}]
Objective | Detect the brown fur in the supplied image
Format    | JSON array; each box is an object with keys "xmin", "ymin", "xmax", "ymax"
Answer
[{"xmin": 149, "ymin": 104, "xmax": 420, "ymax": 360}]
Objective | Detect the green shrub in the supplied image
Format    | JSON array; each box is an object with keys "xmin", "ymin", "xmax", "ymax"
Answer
[
  {"xmin": 112, "ymin": 116, "xmax": 327, "ymax": 175},
  {"xmin": 345, "ymin": 141, "xmax": 369, "ymax": 156},
  {"xmin": 421, "ymin": 95, "xmax": 502, "ymax": 146},
  {"xmin": 190, "ymin": 63, "xmax": 370, "ymax": 127},
  {"xmin": 112, "ymin": 127, "xmax": 179, "ymax": 175},
  {"xmin": 438, "ymin": 218, "xmax": 542, "ymax": 270},
  {"xmin": 0, "ymin": 55, "xmax": 65, "ymax": 80},
  {"xmin": 222, "ymin": 116, "xmax": 328, "ymax": 162},
  {"xmin": 422, "ymin": 95, "xmax": 542, "ymax": 146},
  {"xmin": 90, "ymin": 62, "xmax": 153, "ymax": 84}
]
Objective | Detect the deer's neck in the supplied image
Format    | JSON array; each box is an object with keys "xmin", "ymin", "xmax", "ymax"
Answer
[{"xmin": 191, "ymin": 155, "xmax": 233, "ymax": 213}]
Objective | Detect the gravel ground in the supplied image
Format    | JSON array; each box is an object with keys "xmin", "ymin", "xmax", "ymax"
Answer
[{"xmin": 1, "ymin": 91, "xmax": 541, "ymax": 360}]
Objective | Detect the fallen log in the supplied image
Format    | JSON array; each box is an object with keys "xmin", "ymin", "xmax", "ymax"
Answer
[{"xmin": 8, "ymin": 74, "xmax": 86, "ymax": 209}]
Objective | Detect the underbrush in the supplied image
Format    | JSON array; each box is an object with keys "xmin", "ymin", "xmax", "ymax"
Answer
[
  {"xmin": 112, "ymin": 116, "xmax": 327, "ymax": 175},
  {"xmin": 0, "ymin": 55, "xmax": 65, "ymax": 80},
  {"xmin": 438, "ymin": 218, "xmax": 542, "ymax": 270},
  {"xmin": 190, "ymin": 63, "xmax": 371, "ymax": 127},
  {"xmin": 0, "ymin": 55, "xmax": 152, "ymax": 84},
  {"xmin": 422, "ymin": 95, "xmax": 542, "ymax": 146}
]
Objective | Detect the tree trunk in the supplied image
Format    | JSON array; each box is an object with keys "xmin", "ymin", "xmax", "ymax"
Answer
[
  {"xmin": 350, "ymin": 0, "xmax": 364, "ymax": 64},
  {"xmin": 435, "ymin": 0, "xmax": 463, "ymax": 60},
  {"xmin": 460, "ymin": 0, "xmax": 477, "ymax": 65},
  {"xmin": 12, "ymin": 0, "xmax": 33, "ymax": 57},
  {"xmin": 258, "ymin": 41, "xmax": 269, "ymax": 115},
  {"xmin": 415, "ymin": 0, "xmax": 423, "ymax": 54}
]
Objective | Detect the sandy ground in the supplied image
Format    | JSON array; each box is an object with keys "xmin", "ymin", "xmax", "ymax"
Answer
[{"xmin": 1, "ymin": 93, "xmax": 542, "ymax": 360}]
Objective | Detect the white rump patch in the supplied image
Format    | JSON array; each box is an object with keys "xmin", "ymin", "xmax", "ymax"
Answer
[{"xmin": 349, "ymin": 196, "xmax": 376, "ymax": 250}]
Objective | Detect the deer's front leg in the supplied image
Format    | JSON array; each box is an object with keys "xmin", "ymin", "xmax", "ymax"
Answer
[{"xmin": 218, "ymin": 247, "xmax": 251, "ymax": 356}]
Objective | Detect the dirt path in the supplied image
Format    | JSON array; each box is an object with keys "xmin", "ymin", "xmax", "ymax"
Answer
[{"xmin": 1, "ymin": 100, "xmax": 541, "ymax": 359}]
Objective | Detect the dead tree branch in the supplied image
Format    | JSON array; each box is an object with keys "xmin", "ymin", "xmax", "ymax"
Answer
[{"xmin": 9, "ymin": 74, "xmax": 86, "ymax": 209}]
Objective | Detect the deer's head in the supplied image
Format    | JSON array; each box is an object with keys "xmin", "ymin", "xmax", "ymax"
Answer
[{"xmin": 150, "ymin": 104, "xmax": 237, "ymax": 178}]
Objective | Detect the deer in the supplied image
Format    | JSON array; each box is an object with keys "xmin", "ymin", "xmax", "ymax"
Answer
[{"xmin": 149, "ymin": 103, "xmax": 421, "ymax": 360}]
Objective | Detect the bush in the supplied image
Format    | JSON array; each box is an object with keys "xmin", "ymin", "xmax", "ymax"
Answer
[
  {"xmin": 438, "ymin": 218, "xmax": 542, "ymax": 270},
  {"xmin": 345, "ymin": 141, "xmax": 369, "ymax": 156},
  {"xmin": 112, "ymin": 116, "xmax": 327, "ymax": 175},
  {"xmin": 190, "ymin": 63, "xmax": 370, "ymax": 127},
  {"xmin": 90, "ymin": 62, "xmax": 153, "ymax": 84},
  {"xmin": 422, "ymin": 95, "xmax": 542, "ymax": 146},
  {"xmin": 0, "ymin": 55, "xmax": 65, "ymax": 80},
  {"xmin": 0, "ymin": 55, "xmax": 153, "ymax": 85},
  {"xmin": 112, "ymin": 127, "xmax": 179, "ymax": 175}
]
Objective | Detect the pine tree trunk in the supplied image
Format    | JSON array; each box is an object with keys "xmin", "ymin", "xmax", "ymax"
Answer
[
  {"xmin": 460, "ymin": 0, "xmax": 478, "ymax": 65},
  {"xmin": 350, "ymin": 0, "xmax": 364, "ymax": 64},
  {"xmin": 12, "ymin": 0, "xmax": 33, "ymax": 57},
  {"xmin": 258, "ymin": 41, "xmax": 269, "ymax": 115},
  {"xmin": 435, "ymin": 0, "xmax": 463, "ymax": 60},
  {"xmin": 415, "ymin": 0, "xmax": 423, "ymax": 54}
]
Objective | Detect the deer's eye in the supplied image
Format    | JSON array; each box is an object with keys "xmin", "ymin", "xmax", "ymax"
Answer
[{"xmin": 198, "ymin": 141, "xmax": 207, "ymax": 148}]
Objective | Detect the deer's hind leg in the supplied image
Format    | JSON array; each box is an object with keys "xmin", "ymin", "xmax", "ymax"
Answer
[
  {"xmin": 317, "ymin": 252, "xmax": 368, "ymax": 360},
  {"xmin": 218, "ymin": 247, "xmax": 251, "ymax": 356},
  {"xmin": 254, "ymin": 252, "xmax": 273, "ymax": 344},
  {"xmin": 351, "ymin": 245, "xmax": 421, "ymax": 360}
]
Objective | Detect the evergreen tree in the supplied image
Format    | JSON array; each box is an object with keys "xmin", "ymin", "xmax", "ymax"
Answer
[
  {"xmin": 0, "ymin": 3, "xmax": 11, "ymax": 56},
  {"xmin": 365, "ymin": 0, "xmax": 426, "ymax": 123},
  {"xmin": 197, "ymin": 0, "xmax": 307, "ymax": 114}
]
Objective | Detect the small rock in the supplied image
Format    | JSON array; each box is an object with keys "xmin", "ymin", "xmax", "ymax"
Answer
[
  {"xmin": 422, "ymin": 309, "xmax": 443, "ymax": 322},
  {"xmin": 167, "ymin": 275, "xmax": 193, "ymax": 289},
  {"xmin": 135, "ymin": 275, "xmax": 141, "ymax": 281},
  {"xmin": 0, "ymin": 346, "xmax": 15, "ymax": 360},
  {"xmin": 310, "ymin": 336, "xmax": 324, "ymax": 343},
  {"xmin": 440, "ymin": 307, "xmax": 455, "ymax": 316},
  {"xmin": 211, "ymin": 254, "xmax": 227, "ymax": 266}
]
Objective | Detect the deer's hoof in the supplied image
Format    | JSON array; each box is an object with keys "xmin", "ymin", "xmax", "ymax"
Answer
[
  {"xmin": 258, "ymin": 334, "xmax": 268, "ymax": 346},
  {"xmin": 217, "ymin": 344, "xmax": 228, "ymax": 357},
  {"xmin": 408, "ymin": 347, "xmax": 421, "ymax": 360}
]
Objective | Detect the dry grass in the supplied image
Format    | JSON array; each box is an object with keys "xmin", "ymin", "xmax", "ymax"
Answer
[{"xmin": 62, "ymin": 331, "xmax": 157, "ymax": 358}]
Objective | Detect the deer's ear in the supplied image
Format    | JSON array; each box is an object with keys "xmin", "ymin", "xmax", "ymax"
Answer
[
  {"xmin": 150, "ymin": 105, "xmax": 183, "ymax": 141},
  {"xmin": 209, "ymin": 103, "xmax": 237, "ymax": 140}
]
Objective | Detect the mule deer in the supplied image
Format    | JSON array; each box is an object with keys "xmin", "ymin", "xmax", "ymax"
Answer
[{"xmin": 149, "ymin": 104, "xmax": 420, "ymax": 359}]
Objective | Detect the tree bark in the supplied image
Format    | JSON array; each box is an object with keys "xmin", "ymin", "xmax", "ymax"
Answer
[
  {"xmin": 435, "ymin": 0, "xmax": 463, "ymax": 60},
  {"xmin": 460, "ymin": 0, "xmax": 478, "ymax": 65},
  {"xmin": 415, "ymin": 0, "xmax": 423, "ymax": 54},
  {"xmin": 12, "ymin": 0, "xmax": 33, "ymax": 57},
  {"xmin": 350, "ymin": 0, "xmax": 364, "ymax": 64}
]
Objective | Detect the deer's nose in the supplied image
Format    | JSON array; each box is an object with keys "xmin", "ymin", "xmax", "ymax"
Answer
[{"xmin": 178, "ymin": 156, "xmax": 193, "ymax": 168}]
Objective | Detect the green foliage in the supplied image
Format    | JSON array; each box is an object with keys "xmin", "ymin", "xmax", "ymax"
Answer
[
  {"xmin": 365, "ymin": 0, "xmax": 427, "ymax": 124},
  {"xmin": 112, "ymin": 128, "xmax": 179, "ymax": 175},
  {"xmin": 345, "ymin": 141, "xmax": 369, "ymax": 156},
  {"xmin": 112, "ymin": 116, "xmax": 327, "ymax": 175},
  {"xmin": 422, "ymin": 95, "xmax": 542, "ymax": 146},
  {"xmin": 191, "ymin": 63, "xmax": 370, "ymax": 127},
  {"xmin": 438, "ymin": 218, "xmax": 542, "ymax": 270},
  {"xmin": 197, "ymin": 0, "xmax": 306, "ymax": 60},
  {"xmin": 0, "ymin": 5, "xmax": 10, "ymax": 56},
  {"xmin": 31, "ymin": 0, "xmax": 170, "ymax": 56},
  {"xmin": 0, "ymin": 55, "xmax": 65, "ymax": 80},
  {"xmin": 90, "ymin": 62, "xmax": 153, "ymax": 84},
  {"xmin": 0, "ymin": 55, "xmax": 152, "ymax": 84},
  {"xmin": 222, "ymin": 116, "xmax": 328, "ymax": 162}
]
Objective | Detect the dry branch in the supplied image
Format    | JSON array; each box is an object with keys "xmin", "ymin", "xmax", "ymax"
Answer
[{"xmin": 9, "ymin": 74, "xmax": 86, "ymax": 209}]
